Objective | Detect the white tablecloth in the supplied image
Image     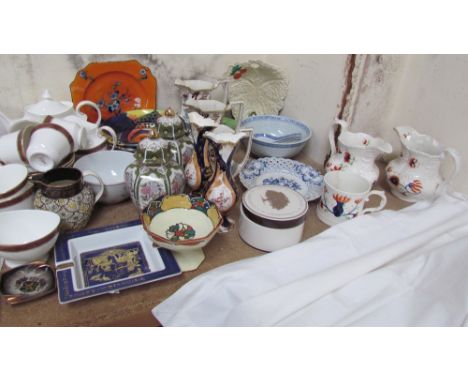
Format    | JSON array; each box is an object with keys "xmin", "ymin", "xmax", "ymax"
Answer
[{"xmin": 153, "ymin": 193, "xmax": 468, "ymax": 326}]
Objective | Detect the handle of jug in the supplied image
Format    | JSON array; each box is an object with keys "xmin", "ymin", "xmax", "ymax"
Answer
[
  {"xmin": 27, "ymin": 172, "xmax": 47, "ymax": 188},
  {"xmin": 329, "ymin": 118, "xmax": 348, "ymax": 154},
  {"xmin": 231, "ymin": 128, "xmax": 253, "ymax": 179},
  {"xmin": 438, "ymin": 147, "xmax": 461, "ymax": 195}
]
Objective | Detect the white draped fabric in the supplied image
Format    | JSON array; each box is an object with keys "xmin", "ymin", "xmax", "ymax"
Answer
[{"xmin": 153, "ymin": 193, "xmax": 468, "ymax": 326}]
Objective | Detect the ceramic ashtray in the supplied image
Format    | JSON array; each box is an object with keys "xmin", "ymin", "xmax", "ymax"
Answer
[{"xmin": 0, "ymin": 262, "xmax": 56, "ymax": 304}]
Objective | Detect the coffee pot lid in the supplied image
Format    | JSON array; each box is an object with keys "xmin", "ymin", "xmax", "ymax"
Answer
[
  {"xmin": 242, "ymin": 185, "xmax": 308, "ymax": 221},
  {"xmin": 25, "ymin": 89, "xmax": 71, "ymax": 116},
  {"xmin": 156, "ymin": 107, "xmax": 183, "ymax": 127}
]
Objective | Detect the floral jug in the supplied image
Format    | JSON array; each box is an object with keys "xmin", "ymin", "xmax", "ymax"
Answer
[
  {"xmin": 203, "ymin": 124, "xmax": 253, "ymax": 231},
  {"xmin": 385, "ymin": 126, "xmax": 461, "ymax": 202},
  {"xmin": 125, "ymin": 129, "xmax": 186, "ymax": 211},
  {"xmin": 325, "ymin": 119, "xmax": 392, "ymax": 184}
]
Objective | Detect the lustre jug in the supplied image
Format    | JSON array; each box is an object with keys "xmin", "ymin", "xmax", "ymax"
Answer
[
  {"xmin": 325, "ymin": 119, "xmax": 392, "ymax": 185},
  {"xmin": 32, "ymin": 167, "xmax": 104, "ymax": 232},
  {"xmin": 385, "ymin": 126, "xmax": 461, "ymax": 202}
]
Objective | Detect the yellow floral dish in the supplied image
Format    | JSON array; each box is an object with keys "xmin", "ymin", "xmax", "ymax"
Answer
[
  {"xmin": 142, "ymin": 194, "xmax": 222, "ymax": 251},
  {"xmin": 142, "ymin": 194, "xmax": 223, "ymax": 271},
  {"xmin": 141, "ymin": 194, "xmax": 223, "ymax": 251}
]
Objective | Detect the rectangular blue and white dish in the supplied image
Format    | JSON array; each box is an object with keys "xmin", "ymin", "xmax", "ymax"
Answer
[{"xmin": 54, "ymin": 220, "xmax": 181, "ymax": 304}]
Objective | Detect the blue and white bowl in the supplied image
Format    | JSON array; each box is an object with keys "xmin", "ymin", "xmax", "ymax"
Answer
[
  {"xmin": 240, "ymin": 157, "xmax": 323, "ymax": 201},
  {"xmin": 240, "ymin": 115, "xmax": 312, "ymax": 158}
]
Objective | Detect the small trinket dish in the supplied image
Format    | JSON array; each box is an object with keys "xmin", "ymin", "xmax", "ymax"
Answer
[
  {"xmin": 0, "ymin": 262, "xmax": 56, "ymax": 305},
  {"xmin": 54, "ymin": 220, "xmax": 181, "ymax": 304},
  {"xmin": 239, "ymin": 185, "xmax": 308, "ymax": 252}
]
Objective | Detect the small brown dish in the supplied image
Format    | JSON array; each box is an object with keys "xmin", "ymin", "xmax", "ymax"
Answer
[{"xmin": 0, "ymin": 262, "xmax": 56, "ymax": 305}]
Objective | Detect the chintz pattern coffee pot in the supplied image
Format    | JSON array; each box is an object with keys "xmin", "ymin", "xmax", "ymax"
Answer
[
  {"xmin": 125, "ymin": 128, "xmax": 186, "ymax": 211},
  {"xmin": 325, "ymin": 119, "xmax": 393, "ymax": 184},
  {"xmin": 385, "ymin": 126, "xmax": 461, "ymax": 202}
]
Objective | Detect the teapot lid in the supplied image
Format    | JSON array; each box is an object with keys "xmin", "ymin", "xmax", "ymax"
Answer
[{"xmin": 25, "ymin": 89, "xmax": 71, "ymax": 116}]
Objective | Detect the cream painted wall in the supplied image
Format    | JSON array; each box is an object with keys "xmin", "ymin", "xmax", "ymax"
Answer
[
  {"xmin": 0, "ymin": 54, "xmax": 348, "ymax": 165},
  {"xmin": 2, "ymin": 54, "xmax": 466, "ymax": 192},
  {"xmin": 349, "ymin": 54, "xmax": 468, "ymax": 193}
]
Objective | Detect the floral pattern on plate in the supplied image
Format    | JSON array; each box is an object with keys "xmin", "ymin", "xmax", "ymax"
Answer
[
  {"xmin": 240, "ymin": 157, "xmax": 323, "ymax": 201},
  {"xmin": 70, "ymin": 60, "xmax": 157, "ymax": 122}
]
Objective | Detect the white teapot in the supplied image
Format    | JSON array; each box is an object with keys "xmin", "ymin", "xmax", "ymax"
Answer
[
  {"xmin": 4, "ymin": 89, "xmax": 116, "ymax": 151},
  {"xmin": 5, "ymin": 89, "xmax": 101, "ymax": 132}
]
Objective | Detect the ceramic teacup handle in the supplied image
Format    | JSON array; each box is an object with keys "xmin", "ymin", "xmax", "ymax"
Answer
[
  {"xmin": 82, "ymin": 170, "xmax": 104, "ymax": 203},
  {"xmin": 438, "ymin": 147, "xmax": 461, "ymax": 195},
  {"xmin": 232, "ymin": 128, "xmax": 253, "ymax": 179},
  {"xmin": 329, "ymin": 118, "xmax": 349, "ymax": 154},
  {"xmin": 99, "ymin": 125, "xmax": 117, "ymax": 150},
  {"xmin": 361, "ymin": 190, "xmax": 387, "ymax": 215},
  {"xmin": 76, "ymin": 100, "xmax": 102, "ymax": 126}
]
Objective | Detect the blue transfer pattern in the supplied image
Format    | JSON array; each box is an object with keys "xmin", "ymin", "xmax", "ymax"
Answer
[
  {"xmin": 240, "ymin": 157, "xmax": 323, "ymax": 201},
  {"xmin": 261, "ymin": 177, "xmax": 303, "ymax": 192}
]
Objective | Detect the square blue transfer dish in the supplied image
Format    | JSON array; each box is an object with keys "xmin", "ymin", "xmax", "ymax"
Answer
[{"xmin": 54, "ymin": 220, "xmax": 181, "ymax": 304}]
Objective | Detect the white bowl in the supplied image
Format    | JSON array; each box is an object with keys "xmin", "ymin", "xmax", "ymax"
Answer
[
  {"xmin": 240, "ymin": 115, "xmax": 312, "ymax": 158},
  {"xmin": 0, "ymin": 209, "xmax": 60, "ymax": 268},
  {"xmin": 0, "ymin": 163, "xmax": 28, "ymax": 198},
  {"xmin": 0, "ymin": 181, "xmax": 34, "ymax": 212},
  {"xmin": 74, "ymin": 150, "xmax": 134, "ymax": 204}
]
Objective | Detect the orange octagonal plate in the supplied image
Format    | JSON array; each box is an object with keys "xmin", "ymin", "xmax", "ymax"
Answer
[{"xmin": 70, "ymin": 60, "xmax": 157, "ymax": 122}]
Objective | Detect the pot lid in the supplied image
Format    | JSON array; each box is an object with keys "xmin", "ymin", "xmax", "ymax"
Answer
[
  {"xmin": 242, "ymin": 185, "xmax": 308, "ymax": 221},
  {"xmin": 156, "ymin": 108, "xmax": 183, "ymax": 127},
  {"xmin": 156, "ymin": 108, "xmax": 186, "ymax": 139},
  {"xmin": 25, "ymin": 89, "xmax": 71, "ymax": 116}
]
